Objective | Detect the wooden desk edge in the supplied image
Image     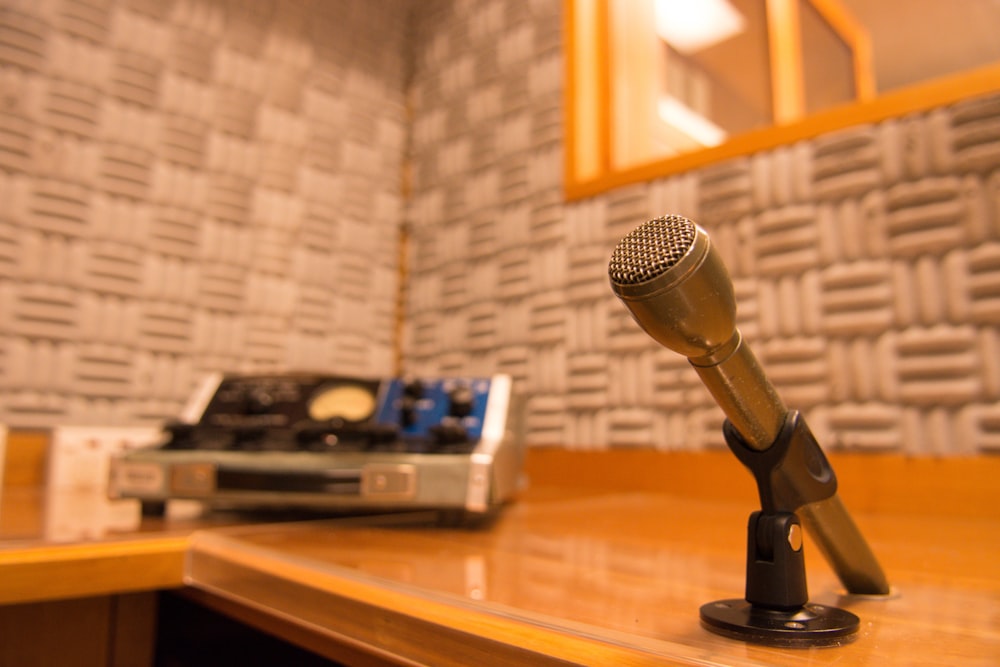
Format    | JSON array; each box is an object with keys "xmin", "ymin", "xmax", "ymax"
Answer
[
  {"xmin": 0, "ymin": 536, "xmax": 190, "ymax": 605},
  {"xmin": 184, "ymin": 533, "xmax": 710, "ymax": 667}
]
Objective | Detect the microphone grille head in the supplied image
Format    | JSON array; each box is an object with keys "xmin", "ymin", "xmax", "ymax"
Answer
[{"xmin": 608, "ymin": 215, "xmax": 698, "ymax": 286}]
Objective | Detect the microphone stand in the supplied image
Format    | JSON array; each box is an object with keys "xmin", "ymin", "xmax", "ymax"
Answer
[
  {"xmin": 699, "ymin": 411, "xmax": 876, "ymax": 647},
  {"xmin": 609, "ymin": 216, "xmax": 890, "ymax": 647}
]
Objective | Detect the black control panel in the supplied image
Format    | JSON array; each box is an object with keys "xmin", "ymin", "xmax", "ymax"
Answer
[{"xmin": 160, "ymin": 374, "xmax": 495, "ymax": 455}]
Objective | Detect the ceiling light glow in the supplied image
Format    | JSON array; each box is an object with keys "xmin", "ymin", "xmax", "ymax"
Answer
[{"xmin": 654, "ymin": 0, "xmax": 746, "ymax": 54}]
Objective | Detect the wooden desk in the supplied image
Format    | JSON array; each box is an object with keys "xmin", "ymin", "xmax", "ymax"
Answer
[
  {"xmin": 182, "ymin": 487, "xmax": 1000, "ymax": 666},
  {"xmin": 0, "ymin": 483, "xmax": 244, "ymax": 605},
  {"xmin": 0, "ymin": 430, "xmax": 251, "ymax": 667},
  {"xmin": 2, "ymin": 438, "xmax": 999, "ymax": 666}
]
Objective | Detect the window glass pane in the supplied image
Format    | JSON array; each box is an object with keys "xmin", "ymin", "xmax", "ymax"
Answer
[{"xmin": 656, "ymin": 0, "xmax": 773, "ymax": 146}]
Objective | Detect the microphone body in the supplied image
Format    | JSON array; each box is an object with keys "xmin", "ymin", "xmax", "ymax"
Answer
[
  {"xmin": 609, "ymin": 216, "xmax": 785, "ymax": 450},
  {"xmin": 609, "ymin": 215, "xmax": 889, "ymax": 596}
]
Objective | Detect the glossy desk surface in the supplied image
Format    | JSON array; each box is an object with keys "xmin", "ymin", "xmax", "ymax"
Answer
[
  {"xmin": 184, "ymin": 489, "xmax": 1000, "ymax": 666},
  {"xmin": 2, "ymin": 448, "xmax": 1000, "ymax": 666}
]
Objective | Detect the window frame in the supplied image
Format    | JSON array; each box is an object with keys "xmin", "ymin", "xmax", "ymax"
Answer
[{"xmin": 564, "ymin": 0, "xmax": 1000, "ymax": 200}]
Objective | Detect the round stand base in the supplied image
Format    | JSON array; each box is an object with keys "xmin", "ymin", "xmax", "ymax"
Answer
[{"xmin": 700, "ymin": 599, "xmax": 860, "ymax": 648}]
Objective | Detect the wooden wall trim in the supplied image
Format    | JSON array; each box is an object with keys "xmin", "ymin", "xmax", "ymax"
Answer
[{"xmin": 521, "ymin": 447, "xmax": 1000, "ymax": 520}]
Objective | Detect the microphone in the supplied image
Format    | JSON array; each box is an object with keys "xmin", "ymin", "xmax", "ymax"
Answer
[
  {"xmin": 609, "ymin": 214, "xmax": 889, "ymax": 596},
  {"xmin": 608, "ymin": 214, "xmax": 785, "ymax": 451}
]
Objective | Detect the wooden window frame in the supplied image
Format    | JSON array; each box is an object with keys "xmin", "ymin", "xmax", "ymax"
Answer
[{"xmin": 564, "ymin": 0, "xmax": 1000, "ymax": 200}]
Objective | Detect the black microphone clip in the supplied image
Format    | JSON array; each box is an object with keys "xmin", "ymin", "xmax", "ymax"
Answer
[{"xmin": 700, "ymin": 412, "xmax": 861, "ymax": 647}]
